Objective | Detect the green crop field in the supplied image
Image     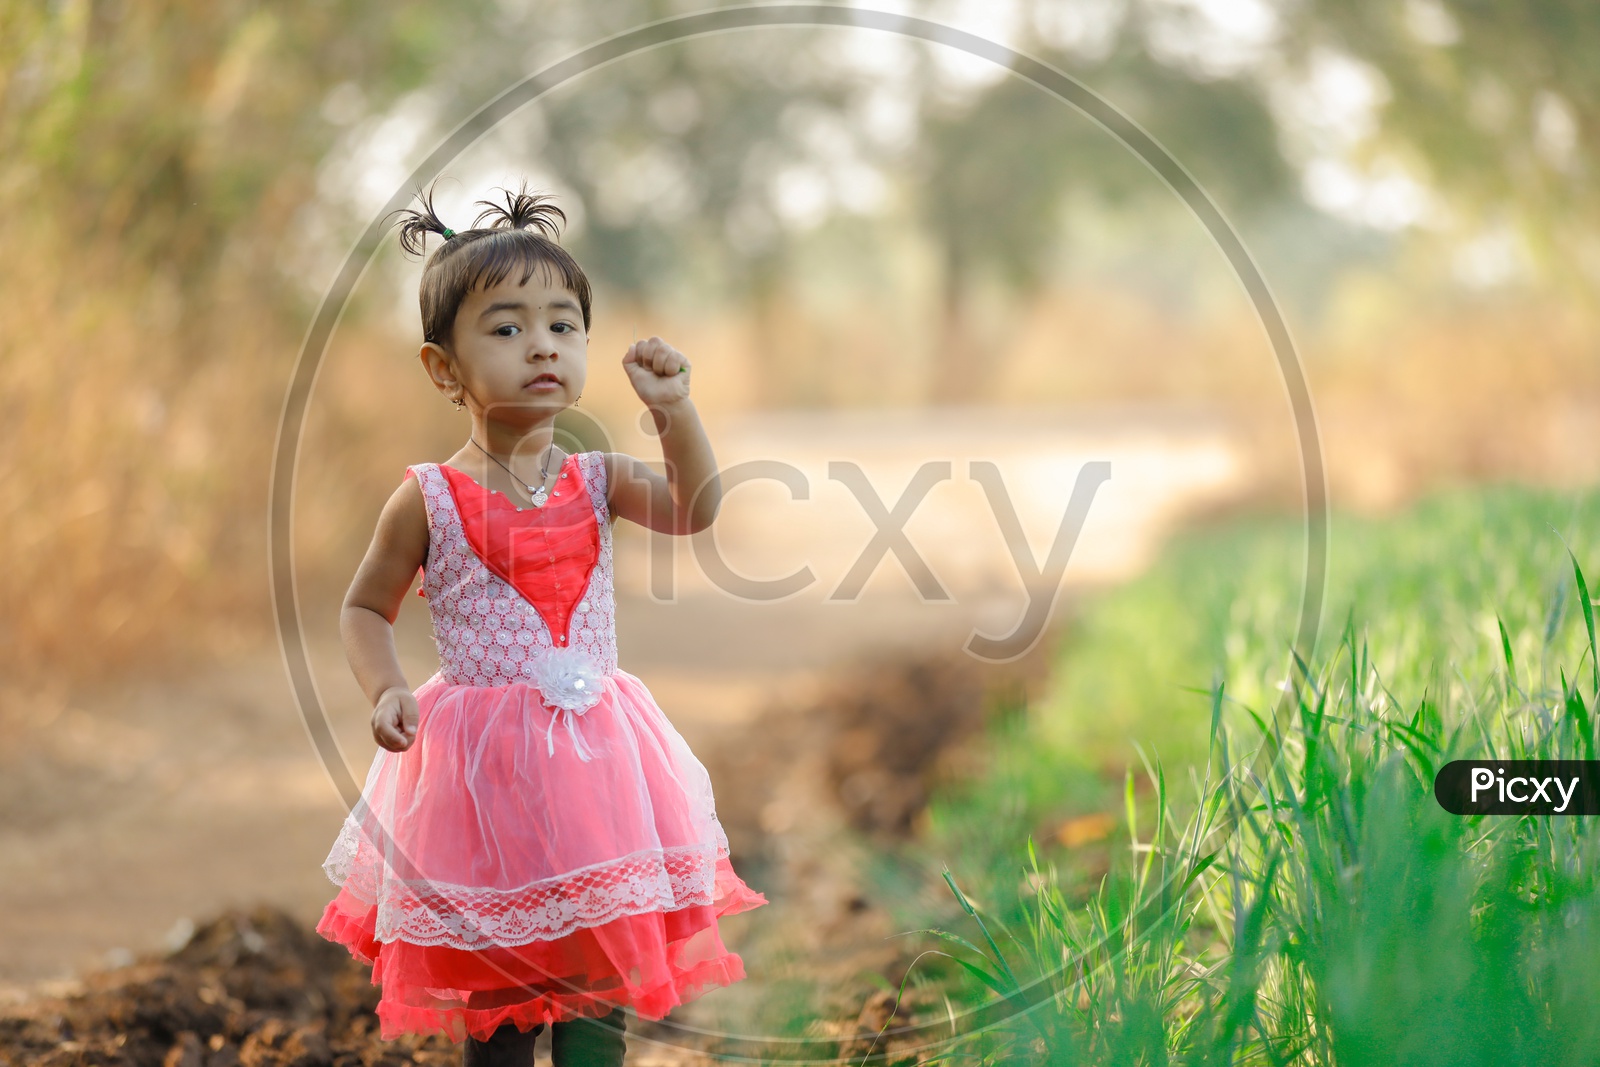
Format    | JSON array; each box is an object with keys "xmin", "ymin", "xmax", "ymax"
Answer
[{"xmin": 875, "ymin": 484, "xmax": 1600, "ymax": 1065}]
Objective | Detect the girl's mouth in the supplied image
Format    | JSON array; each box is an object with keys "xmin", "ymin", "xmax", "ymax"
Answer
[{"xmin": 524, "ymin": 375, "xmax": 561, "ymax": 390}]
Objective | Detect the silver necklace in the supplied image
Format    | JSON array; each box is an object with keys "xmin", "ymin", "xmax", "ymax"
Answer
[{"xmin": 471, "ymin": 436, "xmax": 557, "ymax": 508}]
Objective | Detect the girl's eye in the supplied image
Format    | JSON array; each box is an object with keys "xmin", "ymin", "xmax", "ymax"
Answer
[
  {"xmin": 553, "ymin": 322, "xmax": 573, "ymax": 333},
  {"xmin": 495, "ymin": 324, "xmax": 519, "ymax": 337}
]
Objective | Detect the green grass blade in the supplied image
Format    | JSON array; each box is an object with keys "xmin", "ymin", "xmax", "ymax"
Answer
[
  {"xmin": 1565, "ymin": 543, "xmax": 1598, "ymax": 696},
  {"xmin": 941, "ymin": 866, "xmax": 1023, "ymax": 995},
  {"xmin": 1498, "ymin": 615, "xmax": 1518, "ymax": 701},
  {"xmin": 1565, "ymin": 678, "xmax": 1595, "ymax": 764}
]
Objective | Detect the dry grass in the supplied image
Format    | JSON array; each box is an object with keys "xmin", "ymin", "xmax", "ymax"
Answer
[{"xmin": 0, "ymin": 231, "xmax": 288, "ymax": 692}]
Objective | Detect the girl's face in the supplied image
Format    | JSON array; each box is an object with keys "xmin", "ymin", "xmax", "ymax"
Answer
[{"xmin": 421, "ymin": 266, "xmax": 589, "ymax": 426}]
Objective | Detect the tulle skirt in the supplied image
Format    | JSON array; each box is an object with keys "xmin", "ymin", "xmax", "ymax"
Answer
[{"xmin": 315, "ymin": 668, "xmax": 768, "ymax": 1043}]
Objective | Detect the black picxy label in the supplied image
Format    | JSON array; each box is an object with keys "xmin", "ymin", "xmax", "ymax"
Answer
[{"xmin": 1435, "ymin": 760, "xmax": 1600, "ymax": 815}]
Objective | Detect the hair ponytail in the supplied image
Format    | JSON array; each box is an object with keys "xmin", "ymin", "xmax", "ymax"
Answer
[
  {"xmin": 471, "ymin": 180, "xmax": 567, "ymax": 239},
  {"xmin": 386, "ymin": 182, "xmax": 458, "ymax": 257}
]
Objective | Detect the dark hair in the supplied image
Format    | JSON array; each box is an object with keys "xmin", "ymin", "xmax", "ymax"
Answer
[{"xmin": 385, "ymin": 178, "xmax": 593, "ymax": 350}]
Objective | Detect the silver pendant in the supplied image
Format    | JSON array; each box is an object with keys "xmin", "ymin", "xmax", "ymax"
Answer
[{"xmin": 528, "ymin": 484, "xmax": 549, "ymax": 508}]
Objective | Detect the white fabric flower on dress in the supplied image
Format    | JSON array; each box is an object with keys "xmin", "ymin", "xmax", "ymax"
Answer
[
  {"xmin": 530, "ymin": 644, "xmax": 606, "ymax": 712},
  {"xmin": 530, "ymin": 645, "xmax": 608, "ymax": 760}
]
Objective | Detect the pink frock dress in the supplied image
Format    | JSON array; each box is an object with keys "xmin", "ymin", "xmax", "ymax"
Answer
[{"xmin": 315, "ymin": 451, "xmax": 767, "ymax": 1043}]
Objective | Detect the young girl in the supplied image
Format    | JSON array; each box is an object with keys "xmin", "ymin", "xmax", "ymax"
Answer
[{"xmin": 315, "ymin": 179, "xmax": 768, "ymax": 1065}]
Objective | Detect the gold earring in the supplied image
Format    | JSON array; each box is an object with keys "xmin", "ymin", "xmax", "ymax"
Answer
[{"xmin": 452, "ymin": 396, "xmax": 465, "ymax": 410}]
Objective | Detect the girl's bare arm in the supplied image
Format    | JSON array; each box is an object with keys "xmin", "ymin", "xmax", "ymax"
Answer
[
  {"xmin": 605, "ymin": 396, "xmax": 722, "ymax": 534},
  {"xmin": 341, "ymin": 476, "xmax": 431, "ymax": 707}
]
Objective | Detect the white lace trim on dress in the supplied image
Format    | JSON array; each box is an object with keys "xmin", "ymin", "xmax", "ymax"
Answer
[{"xmin": 323, "ymin": 829, "xmax": 723, "ymax": 949}]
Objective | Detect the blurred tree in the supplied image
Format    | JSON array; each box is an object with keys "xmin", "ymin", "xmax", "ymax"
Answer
[
  {"xmin": 907, "ymin": 11, "xmax": 1300, "ymax": 403},
  {"xmin": 1277, "ymin": 0, "xmax": 1600, "ymax": 301},
  {"xmin": 902, "ymin": 0, "xmax": 1600, "ymax": 399},
  {"xmin": 2, "ymin": 1, "xmax": 487, "ymax": 312},
  {"xmin": 0, "ymin": 0, "xmax": 568, "ymax": 675},
  {"xmin": 0, "ymin": 0, "xmax": 879, "ymax": 379},
  {"xmin": 468, "ymin": 14, "xmax": 870, "ymax": 405}
]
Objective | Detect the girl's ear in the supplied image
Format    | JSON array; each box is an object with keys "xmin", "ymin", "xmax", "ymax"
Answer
[{"xmin": 419, "ymin": 341, "xmax": 460, "ymax": 395}]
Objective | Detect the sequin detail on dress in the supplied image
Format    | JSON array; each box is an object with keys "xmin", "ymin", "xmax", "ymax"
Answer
[
  {"xmin": 416, "ymin": 452, "xmax": 619, "ymax": 681},
  {"xmin": 437, "ymin": 455, "xmax": 600, "ymax": 649}
]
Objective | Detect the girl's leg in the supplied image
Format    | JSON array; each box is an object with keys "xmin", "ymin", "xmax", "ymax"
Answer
[
  {"xmin": 462, "ymin": 1021, "xmax": 545, "ymax": 1067},
  {"xmin": 550, "ymin": 1006, "xmax": 627, "ymax": 1067}
]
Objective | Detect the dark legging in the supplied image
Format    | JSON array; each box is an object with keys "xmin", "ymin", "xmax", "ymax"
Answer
[{"xmin": 461, "ymin": 1007, "xmax": 627, "ymax": 1067}]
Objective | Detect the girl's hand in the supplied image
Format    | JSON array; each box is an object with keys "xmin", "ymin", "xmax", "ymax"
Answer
[
  {"xmin": 372, "ymin": 686, "xmax": 420, "ymax": 752},
  {"xmin": 622, "ymin": 336, "xmax": 692, "ymax": 409}
]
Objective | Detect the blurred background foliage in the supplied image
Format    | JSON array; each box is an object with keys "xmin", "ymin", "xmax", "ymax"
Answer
[
  {"xmin": 1, "ymin": 0, "xmax": 1596, "ymax": 685},
  {"xmin": 1277, "ymin": 0, "xmax": 1600, "ymax": 292}
]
